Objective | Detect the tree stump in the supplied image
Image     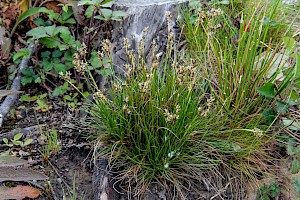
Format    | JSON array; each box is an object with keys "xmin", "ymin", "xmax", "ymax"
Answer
[{"xmin": 92, "ymin": 1, "xmax": 188, "ymax": 199}]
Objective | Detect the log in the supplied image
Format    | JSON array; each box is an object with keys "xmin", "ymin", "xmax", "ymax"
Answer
[{"xmin": 92, "ymin": 1, "xmax": 187, "ymax": 199}]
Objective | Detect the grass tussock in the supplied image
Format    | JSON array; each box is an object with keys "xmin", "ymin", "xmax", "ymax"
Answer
[{"xmin": 61, "ymin": 0, "xmax": 297, "ymax": 198}]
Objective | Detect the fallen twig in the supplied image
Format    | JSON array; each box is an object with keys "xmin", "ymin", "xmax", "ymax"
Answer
[
  {"xmin": 0, "ymin": 42, "xmax": 36, "ymax": 127},
  {"xmin": 0, "ymin": 124, "xmax": 45, "ymax": 141}
]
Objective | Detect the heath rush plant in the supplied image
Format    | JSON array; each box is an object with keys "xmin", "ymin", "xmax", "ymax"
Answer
[{"xmin": 60, "ymin": 0, "xmax": 297, "ymax": 198}]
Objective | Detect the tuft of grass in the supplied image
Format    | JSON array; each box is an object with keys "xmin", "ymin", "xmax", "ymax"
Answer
[
  {"xmin": 60, "ymin": 0, "xmax": 297, "ymax": 198},
  {"xmin": 41, "ymin": 128, "xmax": 61, "ymax": 162}
]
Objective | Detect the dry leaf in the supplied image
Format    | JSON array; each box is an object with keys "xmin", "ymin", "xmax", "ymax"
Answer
[
  {"xmin": 0, "ymin": 185, "xmax": 41, "ymax": 200},
  {"xmin": 0, "ymin": 167, "xmax": 48, "ymax": 182},
  {"xmin": 0, "ymin": 155, "xmax": 28, "ymax": 167},
  {"xmin": 45, "ymin": 1, "xmax": 62, "ymax": 13},
  {"xmin": 19, "ymin": 0, "xmax": 29, "ymax": 14}
]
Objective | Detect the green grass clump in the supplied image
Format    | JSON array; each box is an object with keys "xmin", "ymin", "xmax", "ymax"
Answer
[
  {"xmin": 60, "ymin": 0, "xmax": 297, "ymax": 198},
  {"xmin": 86, "ymin": 29, "xmax": 223, "ymax": 196},
  {"xmin": 182, "ymin": 0, "xmax": 297, "ymax": 176}
]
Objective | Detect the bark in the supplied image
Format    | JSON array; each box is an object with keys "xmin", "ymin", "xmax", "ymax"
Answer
[{"xmin": 0, "ymin": 42, "xmax": 36, "ymax": 127}]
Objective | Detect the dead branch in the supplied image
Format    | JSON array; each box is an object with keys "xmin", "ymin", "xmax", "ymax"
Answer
[
  {"xmin": 0, "ymin": 42, "xmax": 36, "ymax": 127},
  {"xmin": 0, "ymin": 124, "xmax": 45, "ymax": 141}
]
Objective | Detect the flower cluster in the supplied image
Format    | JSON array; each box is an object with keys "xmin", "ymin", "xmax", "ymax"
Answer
[
  {"xmin": 175, "ymin": 61, "xmax": 197, "ymax": 85},
  {"xmin": 73, "ymin": 52, "xmax": 88, "ymax": 75},
  {"xmin": 207, "ymin": 8, "xmax": 223, "ymax": 17},
  {"xmin": 122, "ymin": 96, "xmax": 131, "ymax": 114},
  {"xmin": 94, "ymin": 90, "xmax": 106, "ymax": 101},
  {"xmin": 139, "ymin": 80, "xmax": 151, "ymax": 93},
  {"xmin": 59, "ymin": 71, "xmax": 71, "ymax": 81},
  {"xmin": 113, "ymin": 83, "xmax": 122, "ymax": 93},
  {"xmin": 102, "ymin": 39, "xmax": 111, "ymax": 59},
  {"xmin": 164, "ymin": 105, "xmax": 180, "ymax": 124},
  {"xmin": 197, "ymin": 96, "xmax": 215, "ymax": 116},
  {"xmin": 196, "ymin": 8, "xmax": 223, "ymax": 31},
  {"xmin": 253, "ymin": 128, "xmax": 263, "ymax": 137}
]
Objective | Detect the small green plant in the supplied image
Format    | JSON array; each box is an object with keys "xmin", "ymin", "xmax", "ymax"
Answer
[
  {"xmin": 293, "ymin": 177, "xmax": 300, "ymax": 194},
  {"xmin": 2, "ymin": 133, "xmax": 33, "ymax": 148},
  {"xmin": 21, "ymin": 93, "xmax": 52, "ymax": 112},
  {"xmin": 41, "ymin": 128, "xmax": 61, "ymax": 162},
  {"xmin": 257, "ymin": 182, "xmax": 281, "ymax": 200},
  {"xmin": 80, "ymin": 0, "xmax": 127, "ymax": 21}
]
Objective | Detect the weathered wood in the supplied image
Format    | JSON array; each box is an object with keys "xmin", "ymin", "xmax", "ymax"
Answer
[
  {"xmin": 0, "ymin": 42, "xmax": 36, "ymax": 127},
  {"xmin": 111, "ymin": 0, "xmax": 188, "ymax": 76},
  {"xmin": 92, "ymin": 1, "xmax": 187, "ymax": 199}
]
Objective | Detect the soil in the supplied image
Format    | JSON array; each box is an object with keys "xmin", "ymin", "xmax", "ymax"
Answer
[{"xmin": 0, "ymin": 98, "xmax": 94, "ymax": 199}]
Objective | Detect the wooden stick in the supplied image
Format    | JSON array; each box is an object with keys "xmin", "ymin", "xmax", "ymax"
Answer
[{"xmin": 0, "ymin": 42, "xmax": 36, "ymax": 127}]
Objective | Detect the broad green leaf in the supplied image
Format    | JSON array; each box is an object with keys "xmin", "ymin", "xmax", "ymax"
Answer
[
  {"xmin": 283, "ymin": 118, "xmax": 300, "ymax": 131},
  {"xmin": 82, "ymin": 91, "xmax": 89, "ymax": 98},
  {"xmin": 101, "ymin": 1, "xmax": 113, "ymax": 7},
  {"xmin": 94, "ymin": 15, "xmax": 105, "ymax": 20},
  {"xmin": 52, "ymin": 87, "xmax": 62, "ymax": 96},
  {"xmin": 21, "ymin": 76, "xmax": 33, "ymax": 85},
  {"xmin": 23, "ymin": 138, "xmax": 33, "ymax": 146},
  {"xmin": 62, "ymin": 18, "xmax": 76, "ymax": 24},
  {"xmin": 22, "ymin": 68, "xmax": 34, "ymax": 77},
  {"xmin": 36, "ymin": 99, "xmax": 46, "ymax": 107},
  {"xmin": 13, "ymin": 133, "xmax": 23, "ymax": 141},
  {"xmin": 96, "ymin": 68, "xmax": 112, "ymax": 76},
  {"xmin": 26, "ymin": 26, "xmax": 48, "ymax": 39},
  {"xmin": 48, "ymin": 12, "xmax": 60, "ymax": 21},
  {"xmin": 59, "ymin": 28, "xmax": 72, "ymax": 44},
  {"xmin": 61, "ymin": 9, "xmax": 73, "ymax": 21},
  {"xmin": 11, "ymin": 7, "xmax": 50, "ymax": 37},
  {"xmin": 2, "ymin": 138, "xmax": 8, "ymax": 144},
  {"xmin": 34, "ymin": 74, "xmax": 42, "ymax": 83},
  {"xmin": 13, "ymin": 48, "xmax": 31, "ymax": 62},
  {"xmin": 21, "ymin": 95, "xmax": 37, "ymax": 102},
  {"xmin": 41, "ymin": 51, "xmax": 51, "ymax": 59},
  {"xmin": 258, "ymin": 82, "xmax": 275, "ymax": 98},
  {"xmin": 64, "ymin": 95, "xmax": 72, "ymax": 101},
  {"xmin": 53, "ymin": 26, "xmax": 69, "ymax": 36},
  {"xmin": 78, "ymin": 0, "xmax": 94, "ymax": 6},
  {"xmin": 44, "ymin": 62, "xmax": 53, "ymax": 71},
  {"xmin": 290, "ymin": 159, "xmax": 300, "ymax": 174},
  {"xmin": 111, "ymin": 10, "xmax": 128, "ymax": 20},
  {"xmin": 39, "ymin": 37, "xmax": 60, "ymax": 49},
  {"xmin": 287, "ymin": 138, "xmax": 300, "ymax": 155},
  {"xmin": 293, "ymin": 177, "xmax": 300, "ymax": 193},
  {"xmin": 45, "ymin": 25, "xmax": 56, "ymax": 36},
  {"xmin": 100, "ymin": 8, "xmax": 112, "ymax": 19},
  {"xmin": 33, "ymin": 18, "xmax": 46, "ymax": 26},
  {"xmin": 276, "ymin": 101, "xmax": 288, "ymax": 114},
  {"xmin": 13, "ymin": 140, "xmax": 23, "ymax": 146},
  {"xmin": 85, "ymin": 5, "xmax": 94, "ymax": 18},
  {"xmin": 90, "ymin": 51, "xmax": 101, "ymax": 69},
  {"xmin": 39, "ymin": 93, "xmax": 47, "ymax": 99},
  {"xmin": 263, "ymin": 109, "xmax": 277, "ymax": 124},
  {"xmin": 269, "ymin": 183, "xmax": 280, "ymax": 198},
  {"xmin": 52, "ymin": 50, "xmax": 63, "ymax": 58},
  {"xmin": 296, "ymin": 52, "xmax": 300, "ymax": 78},
  {"xmin": 54, "ymin": 64, "xmax": 67, "ymax": 73},
  {"xmin": 283, "ymin": 36, "xmax": 296, "ymax": 55}
]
